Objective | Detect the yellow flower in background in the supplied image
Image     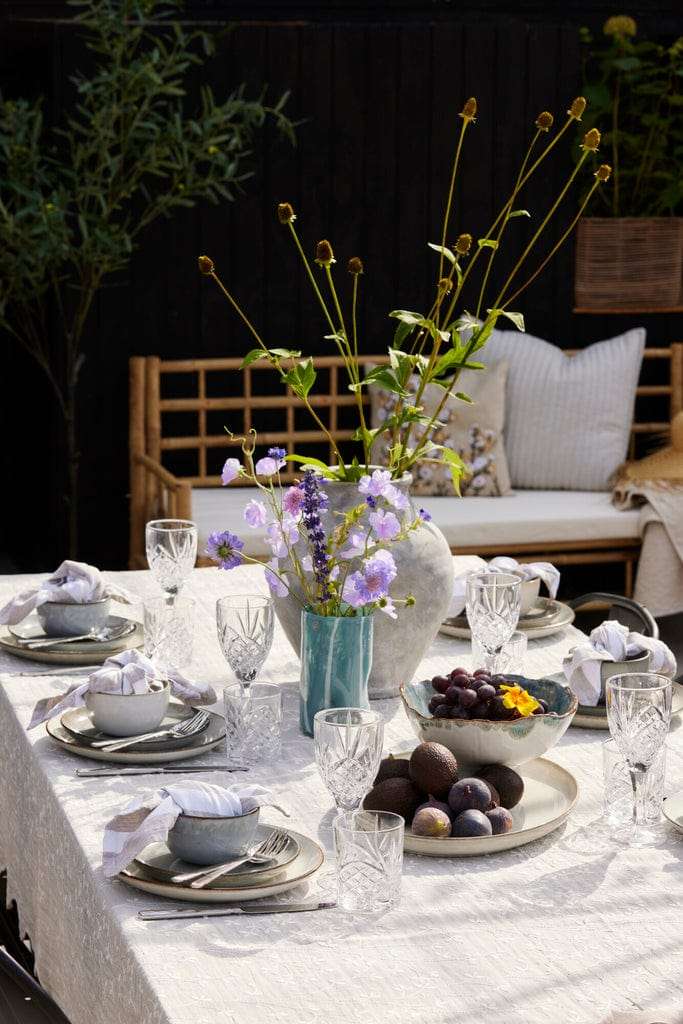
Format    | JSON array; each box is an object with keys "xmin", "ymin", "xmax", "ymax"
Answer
[
  {"xmin": 500, "ymin": 684, "xmax": 540, "ymax": 718},
  {"xmin": 603, "ymin": 15, "xmax": 637, "ymax": 39}
]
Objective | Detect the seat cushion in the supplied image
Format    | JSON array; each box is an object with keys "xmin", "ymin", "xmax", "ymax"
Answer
[
  {"xmin": 482, "ymin": 327, "xmax": 646, "ymax": 491},
  {"xmin": 192, "ymin": 486, "xmax": 641, "ymax": 556}
]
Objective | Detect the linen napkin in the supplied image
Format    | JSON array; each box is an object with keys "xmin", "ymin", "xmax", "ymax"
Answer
[
  {"xmin": 28, "ymin": 649, "xmax": 217, "ymax": 729},
  {"xmin": 563, "ymin": 620, "xmax": 677, "ymax": 706},
  {"xmin": 102, "ymin": 780, "xmax": 272, "ymax": 877},
  {"xmin": 448, "ymin": 556, "xmax": 560, "ymax": 617},
  {"xmin": 0, "ymin": 560, "xmax": 132, "ymax": 626}
]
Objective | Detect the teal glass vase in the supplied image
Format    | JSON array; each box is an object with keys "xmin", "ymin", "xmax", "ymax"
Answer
[{"xmin": 299, "ymin": 610, "xmax": 373, "ymax": 736}]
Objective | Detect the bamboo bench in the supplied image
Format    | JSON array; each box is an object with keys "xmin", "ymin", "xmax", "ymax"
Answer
[{"xmin": 129, "ymin": 344, "xmax": 683, "ymax": 594}]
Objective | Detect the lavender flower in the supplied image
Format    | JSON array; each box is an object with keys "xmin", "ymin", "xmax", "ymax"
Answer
[
  {"xmin": 299, "ymin": 469, "xmax": 331, "ymax": 601},
  {"xmin": 244, "ymin": 499, "xmax": 267, "ymax": 528},
  {"xmin": 221, "ymin": 458, "xmax": 241, "ymax": 486},
  {"xmin": 206, "ymin": 530, "xmax": 244, "ymax": 570},
  {"xmin": 369, "ymin": 509, "xmax": 400, "ymax": 541}
]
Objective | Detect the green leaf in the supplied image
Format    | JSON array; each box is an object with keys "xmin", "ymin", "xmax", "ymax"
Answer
[
  {"xmin": 429, "ymin": 444, "xmax": 467, "ymax": 494},
  {"xmin": 508, "ymin": 209, "xmax": 530, "ymax": 218},
  {"xmin": 269, "ymin": 347, "xmax": 302, "ymax": 359},
  {"xmin": 454, "ymin": 312, "xmax": 481, "ymax": 334},
  {"xmin": 352, "ymin": 366, "xmax": 410, "ymax": 397},
  {"xmin": 392, "ymin": 319, "xmax": 414, "ymax": 350},
  {"xmin": 389, "ymin": 309, "xmax": 425, "ymax": 326},
  {"xmin": 454, "ymin": 391, "xmax": 473, "ymax": 403},
  {"xmin": 283, "ymin": 357, "xmax": 316, "ymax": 399},
  {"xmin": 427, "ymin": 242, "xmax": 456, "ymax": 264},
  {"xmin": 488, "ymin": 308, "xmax": 525, "ymax": 332},
  {"xmin": 284, "ymin": 455, "xmax": 336, "ymax": 477},
  {"xmin": 240, "ymin": 348, "xmax": 266, "ymax": 368},
  {"xmin": 477, "ymin": 238, "xmax": 499, "ymax": 251}
]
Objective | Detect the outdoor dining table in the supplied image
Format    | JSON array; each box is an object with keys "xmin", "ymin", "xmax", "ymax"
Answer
[{"xmin": 0, "ymin": 558, "xmax": 682, "ymax": 1024}]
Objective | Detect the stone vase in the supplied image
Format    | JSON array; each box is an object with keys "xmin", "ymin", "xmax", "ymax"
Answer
[{"xmin": 273, "ymin": 475, "xmax": 454, "ymax": 699}]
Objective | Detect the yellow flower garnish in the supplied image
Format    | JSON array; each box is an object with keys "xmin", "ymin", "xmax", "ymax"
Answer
[{"xmin": 500, "ymin": 684, "xmax": 540, "ymax": 718}]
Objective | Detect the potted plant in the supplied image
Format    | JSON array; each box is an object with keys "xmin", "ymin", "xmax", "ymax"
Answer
[
  {"xmin": 575, "ymin": 15, "xmax": 683, "ymax": 309},
  {"xmin": 200, "ymin": 96, "xmax": 610, "ymax": 696}
]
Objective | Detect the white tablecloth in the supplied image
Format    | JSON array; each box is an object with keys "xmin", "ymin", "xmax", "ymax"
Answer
[{"xmin": 0, "ymin": 562, "xmax": 682, "ymax": 1024}]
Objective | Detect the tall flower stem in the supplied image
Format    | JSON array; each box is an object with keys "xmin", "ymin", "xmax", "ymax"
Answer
[
  {"xmin": 611, "ymin": 73, "xmax": 621, "ymax": 216},
  {"xmin": 286, "ymin": 220, "xmax": 337, "ymax": 338},
  {"xmin": 437, "ymin": 117, "xmax": 470, "ymax": 283},
  {"xmin": 323, "ymin": 264, "xmax": 370, "ymax": 464}
]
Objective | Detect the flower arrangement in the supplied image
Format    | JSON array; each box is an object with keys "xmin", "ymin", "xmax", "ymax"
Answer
[
  {"xmin": 206, "ymin": 437, "xmax": 430, "ymax": 617},
  {"xmin": 199, "ymin": 95, "xmax": 610, "ymax": 492}
]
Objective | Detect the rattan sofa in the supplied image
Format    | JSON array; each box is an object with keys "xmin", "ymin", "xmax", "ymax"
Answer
[{"xmin": 129, "ymin": 344, "xmax": 683, "ymax": 594}]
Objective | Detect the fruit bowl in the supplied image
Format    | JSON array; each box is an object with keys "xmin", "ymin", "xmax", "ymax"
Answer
[{"xmin": 400, "ymin": 675, "xmax": 577, "ymax": 768}]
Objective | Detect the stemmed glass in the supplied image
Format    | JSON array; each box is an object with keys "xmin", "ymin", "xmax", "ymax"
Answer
[
  {"xmin": 216, "ymin": 595, "xmax": 274, "ymax": 689},
  {"xmin": 606, "ymin": 672, "xmax": 672, "ymax": 845},
  {"xmin": 465, "ymin": 572, "xmax": 522, "ymax": 673},
  {"xmin": 314, "ymin": 708, "xmax": 384, "ymax": 814},
  {"xmin": 146, "ymin": 519, "xmax": 198, "ymax": 601}
]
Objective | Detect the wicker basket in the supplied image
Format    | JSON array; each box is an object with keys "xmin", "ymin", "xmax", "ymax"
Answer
[{"xmin": 575, "ymin": 217, "xmax": 683, "ymax": 310}]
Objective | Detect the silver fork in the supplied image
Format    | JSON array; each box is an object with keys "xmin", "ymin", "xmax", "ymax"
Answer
[
  {"xmin": 173, "ymin": 829, "xmax": 290, "ymax": 889},
  {"xmin": 20, "ymin": 625, "xmax": 128, "ymax": 649},
  {"xmin": 91, "ymin": 711, "xmax": 210, "ymax": 752}
]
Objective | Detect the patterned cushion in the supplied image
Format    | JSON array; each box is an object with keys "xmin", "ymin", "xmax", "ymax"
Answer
[
  {"xmin": 481, "ymin": 328, "xmax": 646, "ymax": 491},
  {"xmin": 368, "ymin": 361, "xmax": 512, "ymax": 497}
]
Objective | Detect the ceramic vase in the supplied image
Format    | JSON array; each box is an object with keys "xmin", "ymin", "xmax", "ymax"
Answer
[{"xmin": 299, "ymin": 609, "xmax": 373, "ymax": 736}]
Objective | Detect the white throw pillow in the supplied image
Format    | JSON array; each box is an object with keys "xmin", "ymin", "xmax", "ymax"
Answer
[{"xmin": 481, "ymin": 327, "xmax": 645, "ymax": 490}]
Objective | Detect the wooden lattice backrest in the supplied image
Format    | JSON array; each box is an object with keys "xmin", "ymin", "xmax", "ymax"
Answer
[{"xmin": 131, "ymin": 344, "xmax": 683, "ymax": 486}]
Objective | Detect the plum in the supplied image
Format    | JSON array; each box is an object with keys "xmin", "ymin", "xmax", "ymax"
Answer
[{"xmin": 451, "ymin": 809, "xmax": 492, "ymax": 838}]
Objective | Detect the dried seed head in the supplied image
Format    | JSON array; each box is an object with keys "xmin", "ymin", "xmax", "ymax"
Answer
[
  {"xmin": 603, "ymin": 15, "xmax": 637, "ymax": 38},
  {"xmin": 568, "ymin": 96, "xmax": 587, "ymax": 120},
  {"xmin": 595, "ymin": 163, "xmax": 612, "ymax": 182},
  {"xmin": 198, "ymin": 255, "xmax": 215, "ymax": 275},
  {"xmin": 277, "ymin": 202, "xmax": 296, "ymax": 224},
  {"xmin": 459, "ymin": 97, "xmax": 477, "ymax": 123},
  {"xmin": 581, "ymin": 127, "xmax": 601, "ymax": 152},
  {"xmin": 535, "ymin": 111, "xmax": 554, "ymax": 132},
  {"xmin": 347, "ymin": 256, "xmax": 364, "ymax": 276},
  {"xmin": 315, "ymin": 239, "xmax": 335, "ymax": 267},
  {"xmin": 438, "ymin": 277, "xmax": 453, "ymax": 294},
  {"xmin": 455, "ymin": 233, "xmax": 473, "ymax": 256}
]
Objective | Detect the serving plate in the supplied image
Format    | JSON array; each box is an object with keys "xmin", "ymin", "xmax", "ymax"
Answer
[
  {"xmin": 440, "ymin": 598, "xmax": 575, "ymax": 641},
  {"xmin": 572, "ymin": 680, "xmax": 683, "ymax": 730},
  {"xmin": 135, "ymin": 826, "xmax": 300, "ymax": 886},
  {"xmin": 404, "ymin": 756, "xmax": 578, "ymax": 857},
  {"xmin": 120, "ymin": 828, "xmax": 324, "ymax": 903},
  {"xmin": 46, "ymin": 709, "xmax": 225, "ymax": 763},
  {"xmin": 1, "ymin": 613, "xmax": 142, "ymax": 665},
  {"xmin": 61, "ymin": 703, "xmax": 208, "ymax": 753},
  {"xmin": 663, "ymin": 790, "xmax": 683, "ymax": 834}
]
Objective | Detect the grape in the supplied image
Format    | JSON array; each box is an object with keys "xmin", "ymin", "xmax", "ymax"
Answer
[
  {"xmin": 449, "ymin": 706, "xmax": 468, "ymax": 719},
  {"xmin": 450, "ymin": 667, "xmax": 468, "ymax": 679},
  {"xmin": 444, "ymin": 685, "xmax": 461, "ymax": 706},
  {"xmin": 468, "ymin": 677, "xmax": 483, "ymax": 691},
  {"xmin": 473, "ymin": 669, "xmax": 491, "ymax": 680},
  {"xmin": 536, "ymin": 698, "xmax": 549, "ymax": 712},
  {"xmin": 449, "ymin": 672, "xmax": 470, "ymax": 688},
  {"xmin": 477, "ymin": 683, "xmax": 496, "ymax": 702},
  {"xmin": 428, "ymin": 695, "xmax": 446, "ymax": 713},
  {"xmin": 434, "ymin": 704, "xmax": 450, "ymax": 718},
  {"xmin": 432, "ymin": 675, "xmax": 451, "ymax": 694},
  {"xmin": 458, "ymin": 688, "xmax": 478, "ymax": 709}
]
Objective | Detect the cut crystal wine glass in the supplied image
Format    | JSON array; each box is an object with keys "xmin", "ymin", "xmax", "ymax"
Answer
[
  {"xmin": 465, "ymin": 572, "xmax": 521, "ymax": 673},
  {"xmin": 606, "ymin": 672, "xmax": 672, "ymax": 846},
  {"xmin": 314, "ymin": 708, "xmax": 384, "ymax": 813},
  {"xmin": 216, "ymin": 595, "xmax": 274, "ymax": 687},
  {"xmin": 146, "ymin": 519, "xmax": 198, "ymax": 599}
]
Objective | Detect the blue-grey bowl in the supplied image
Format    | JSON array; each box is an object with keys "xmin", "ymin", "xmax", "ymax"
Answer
[
  {"xmin": 400, "ymin": 674, "xmax": 577, "ymax": 768},
  {"xmin": 36, "ymin": 599, "xmax": 112, "ymax": 638},
  {"xmin": 167, "ymin": 806, "xmax": 260, "ymax": 865}
]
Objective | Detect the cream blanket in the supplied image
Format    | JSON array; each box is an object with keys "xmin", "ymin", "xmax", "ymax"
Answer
[{"xmin": 612, "ymin": 480, "xmax": 683, "ymax": 616}]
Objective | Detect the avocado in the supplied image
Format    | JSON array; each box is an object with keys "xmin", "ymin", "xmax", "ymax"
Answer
[
  {"xmin": 476, "ymin": 765, "xmax": 524, "ymax": 809},
  {"xmin": 363, "ymin": 777, "xmax": 422, "ymax": 823},
  {"xmin": 374, "ymin": 754, "xmax": 411, "ymax": 786},
  {"xmin": 409, "ymin": 741, "xmax": 459, "ymax": 798}
]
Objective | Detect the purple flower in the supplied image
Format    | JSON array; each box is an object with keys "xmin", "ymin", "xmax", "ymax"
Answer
[
  {"xmin": 338, "ymin": 528, "xmax": 368, "ymax": 559},
  {"xmin": 378, "ymin": 596, "xmax": 398, "ymax": 619},
  {"xmin": 268, "ymin": 446, "xmax": 287, "ymax": 462},
  {"xmin": 358, "ymin": 469, "xmax": 392, "ymax": 499},
  {"xmin": 384, "ymin": 484, "xmax": 409, "ymax": 511},
  {"xmin": 418, "ymin": 507, "xmax": 432, "ymax": 522},
  {"xmin": 206, "ymin": 530, "xmax": 244, "ymax": 570},
  {"xmin": 282, "ymin": 486, "xmax": 305, "ymax": 517},
  {"xmin": 255, "ymin": 448, "xmax": 287, "ymax": 476},
  {"xmin": 265, "ymin": 559, "xmax": 288, "ymax": 597},
  {"xmin": 243, "ymin": 499, "xmax": 267, "ymax": 528},
  {"xmin": 369, "ymin": 509, "xmax": 400, "ymax": 541},
  {"xmin": 221, "ymin": 458, "xmax": 241, "ymax": 486},
  {"xmin": 299, "ymin": 470, "xmax": 331, "ymax": 601},
  {"xmin": 342, "ymin": 549, "xmax": 397, "ymax": 607},
  {"xmin": 266, "ymin": 519, "xmax": 299, "ymax": 558}
]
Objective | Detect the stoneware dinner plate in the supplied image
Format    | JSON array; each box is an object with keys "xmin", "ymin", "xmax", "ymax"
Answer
[
  {"xmin": 1, "ymin": 613, "xmax": 142, "ymax": 665},
  {"xmin": 135, "ymin": 826, "xmax": 301, "ymax": 886},
  {"xmin": 60, "ymin": 702, "xmax": 208, "ymax": 752},
  {"xmin": 46, "ymin": 709, "xmax": 225, "ymax": 763},
  {"xmin": 663, "ymin": 791, "xmax": 683, "ymax": 834},
  {"xmin": 403, "ymin": 756, "xmax": 578, "ymax": 857},
  {"xmin": 439, "ymin": 598, "xmax": 575, "ymax": 641},
  {"xmin": 572, "ymin": 680, "xmax": 683, "ymax": 730},
  {"xmin": 120, "ymin": 828, "xmax": 324, "ymax": 903}
]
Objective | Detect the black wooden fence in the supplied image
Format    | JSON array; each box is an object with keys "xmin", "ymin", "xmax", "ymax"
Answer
[{"xmin": 1, "ymin": 2, "xmax": 682, "ymax": 570}]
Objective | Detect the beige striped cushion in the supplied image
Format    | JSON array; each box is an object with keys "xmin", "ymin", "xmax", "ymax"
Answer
[{"xmin": 481, "ymin": 328, "xmax": 645, "ymax": 490}]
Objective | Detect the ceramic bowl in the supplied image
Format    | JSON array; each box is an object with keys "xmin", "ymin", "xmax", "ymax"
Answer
[
  {"xmin": 514, "ymin": 574, "xmax": 541, "ymax": 616},
  {"xmin": 36, "ymin": 598, "xmax": 112, "ymax": 638},
  {"xmin": 84, "ymin": 680, "xmax": 170, "ymax": 736},
  {"xmin": 167, "ymin": 806, "xmax": 261, "ymax": 865},
  {"xmin": 400, "ymin": 674, "xmax": 578, "ymax": 768}
]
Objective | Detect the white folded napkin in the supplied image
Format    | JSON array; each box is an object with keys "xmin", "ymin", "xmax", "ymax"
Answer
[
  {"xmin": 28, "ymin": 649, "xmax": 216, "ymax": 729},
  {"xmin": 563, "ymin": 620, "xmax": 677, "ymax": 706},
  {"xmin": 0, "ymin": 560, "xmax": 132, "ymax": 626},
  {"xmin": 448, "ymin": 556, "xmax": 560, "ymax": 617},
  {"xmin": 102, "ymin": 780, "xmax": 273, "ymax": 877}
]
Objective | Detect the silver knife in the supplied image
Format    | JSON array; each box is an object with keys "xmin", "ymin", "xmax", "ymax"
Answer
[
  {"xmin": 2, "ymin": 665, "xmax": 102, "ymax": 676},
  {"xmin": 76, "ymin": 764, "xmax": 248, "ymax": 777},
  {"xmin": 138, "ymin": 901, "xmax": 336, "ymax": 921}
]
